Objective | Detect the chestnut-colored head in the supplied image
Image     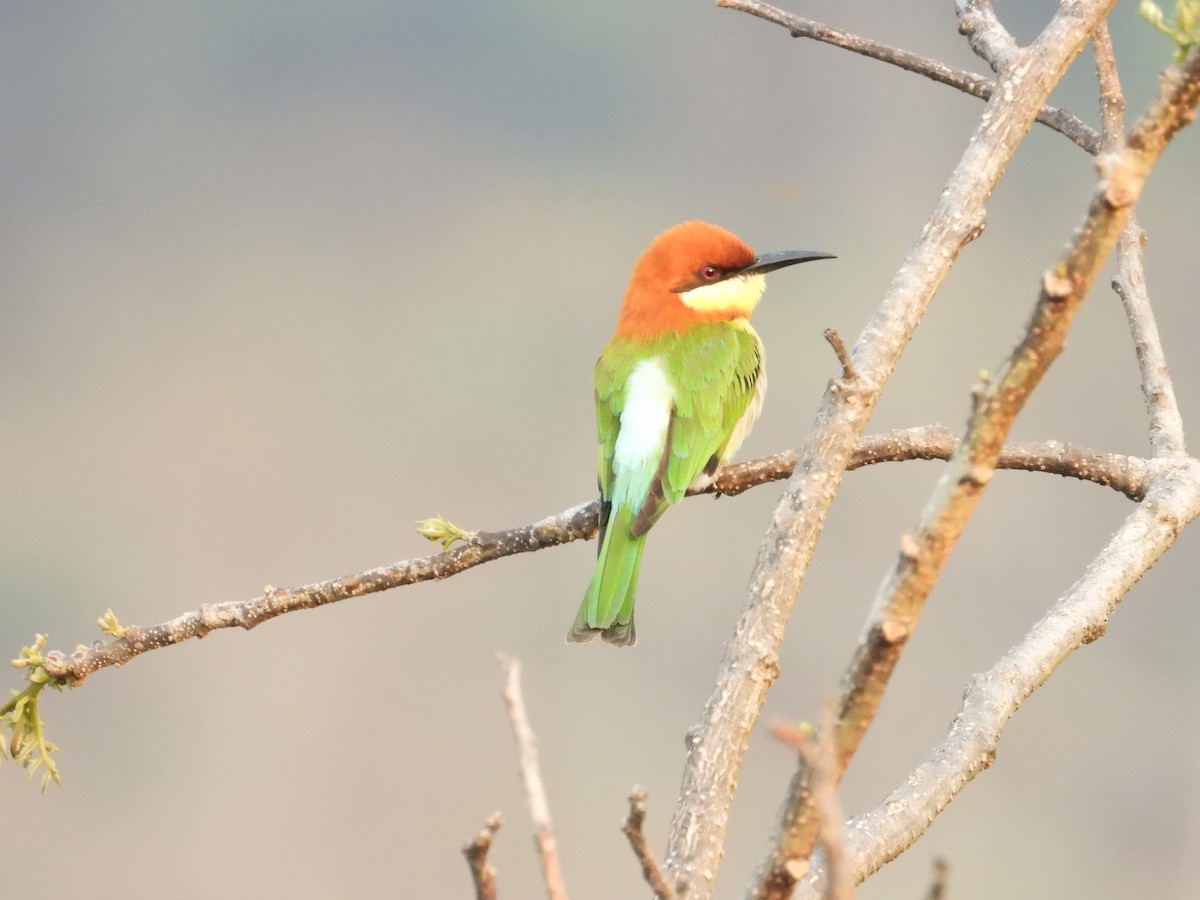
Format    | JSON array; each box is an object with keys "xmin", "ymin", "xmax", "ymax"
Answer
[
  {"xmin": 613, "ymin": 221, "xmax": 832, "ymax": 339},
  {"xmin": 615, "ymin": 222, "xmax": 755, "ymax": 338}
]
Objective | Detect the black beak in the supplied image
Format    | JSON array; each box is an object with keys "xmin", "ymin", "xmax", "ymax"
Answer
[{"xmin": 739, "ymin": 250, "xmax": 836, "ymax": 276}]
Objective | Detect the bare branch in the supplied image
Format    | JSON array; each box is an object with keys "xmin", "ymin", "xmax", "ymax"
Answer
[
  {"xmin": 463, "ymin": 813, "xmax": 503, "ymax": 900},
  {"xmin": 795, "ymin": 459, "xmax": 1200, "ymax": 896},
  {"xmin": 758, "ymin": 36, "xmax": 1199, "ymax": 894},
  {"xmin": 718, "ymin": 0, "xmax": 1100, "ymax": 154},
  {"xmin": 714, "ymin": 427, "xmax": 1151, "ymax": 501},
  {"xmin": 623, "ymin": 789, "xmax": 677, "ymax": 900},
  {"xmin": 667, "ymin": 6, "xmax": 1120, "ymax": 897},
  {"xmin": 37, "ymin": 501, "xmax": 594, "ymax": 687},
  {"xmin": 33, "ymin": 427, "xmax": 1148, "ymax": 689},
  {"xmin": 499, "ymin": 656, "xmax": 568, "ymax": 900}
]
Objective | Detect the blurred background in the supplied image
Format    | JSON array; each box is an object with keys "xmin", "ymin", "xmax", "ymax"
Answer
[{"xmin": 2, "ymin": 1, "xmax": 1198, "ymax": 897}]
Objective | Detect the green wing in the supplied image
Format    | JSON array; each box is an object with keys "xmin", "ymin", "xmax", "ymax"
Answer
[
  {"xmin": 633, "ymin": 322, "xmax": 762, "ymax": 536},
  {"xmin": 594, "ymin": 323, "xmax": 760, "ymax": 510}
]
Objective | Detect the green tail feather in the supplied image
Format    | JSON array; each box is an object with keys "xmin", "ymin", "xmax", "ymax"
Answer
[{"xmin": 568, "ymin": 506, "xmax": 645, "ymax": 647}]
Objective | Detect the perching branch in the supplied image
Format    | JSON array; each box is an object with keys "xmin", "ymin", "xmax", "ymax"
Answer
[
  {"xmin": 499, "ymin": 656, "xmax": 568, "ymax": 900},
  {"xmin": 717, "ymin": 0, "xmax": 1101, "ymax": 154},
  {"xmin": 757, "ymin": 39, "xmax": 1200, "ymax": 894},
  {"xmin": 33, "ymin": 429, "xmax": 1150, "ymax": 689},
  {"xmin": 664, "ymin": 4, "xmax": 1119, "ymax": 896},
  {"xmin": 715, "ymin": 427, "xmax": 1151, "ymax": 501}
]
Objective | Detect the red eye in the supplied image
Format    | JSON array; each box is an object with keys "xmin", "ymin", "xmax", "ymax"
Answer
[{"xmin": 701, "ymin": 265, "xmax": 720, "ymax": 280}]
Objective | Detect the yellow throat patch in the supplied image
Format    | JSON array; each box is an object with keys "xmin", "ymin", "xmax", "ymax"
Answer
[{"xmin": 678, "ymin": 273, "xmax": 766, "ymax": 317}]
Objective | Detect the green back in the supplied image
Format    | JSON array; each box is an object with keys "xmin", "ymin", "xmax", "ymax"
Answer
[{"xmin": 594, "ymin": 320, "xmax": 762, "ymax": 529}]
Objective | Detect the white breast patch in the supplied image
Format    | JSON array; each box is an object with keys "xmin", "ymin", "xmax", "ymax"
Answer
[{"xmin": 613, "ymin": 358, "xmax": 673, "ymax": 475}]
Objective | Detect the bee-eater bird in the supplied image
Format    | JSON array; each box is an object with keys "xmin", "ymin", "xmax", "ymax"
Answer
[{"xmin": 569, "ymin": 221, "xmax": 833, "ymax": 646}]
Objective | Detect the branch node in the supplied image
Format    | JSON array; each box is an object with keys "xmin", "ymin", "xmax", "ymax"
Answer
[
  {"xmin": 970, "ymin": 372, "xmax": 991, "ymax": 414},
  {"xmin": 1041, "ymin": 269, "xmax": 1073, "ymax": 301},
  {"xmin": 964, "ymin": 215, "xmax": 987, "ymax": 245},
  {"xmin": 1097, "ymin": 152, "xmax": 1143, "ymax": 209},
  {"xmin": 959, "ymin": 463, "xmax": 995, "ymax": 487},
  {"xmin": 880, "ymin": 618, "xmax": 909, "ymax": 644}
]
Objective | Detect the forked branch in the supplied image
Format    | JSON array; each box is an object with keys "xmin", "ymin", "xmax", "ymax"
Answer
[
  {"xmin": 757, "ymin": 42, "xmax": 1200, "ymax": 894},
  {"xmin": 666, "ymin": 4, "xmax": 1121, "ymax": 897},
  {"xmin": 795, "ymin": 459, "xmax": 1200, "ymax": 896}
]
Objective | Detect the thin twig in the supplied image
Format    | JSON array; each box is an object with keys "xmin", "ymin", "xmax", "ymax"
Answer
[
  {"xmin": 1113, "ymin": 223, "xmax": 1187, "ymax": 457},
  {"xmin": 795, "ymin": 459, "xmax": 1200, "ymax": 896},
  {"xmin": 770, "ymin": 717, "xmax": 853, "ymax": 900},
  {"xmin": 659, "ymin": 5, "xmax": 1119, "ymax": 895},
  {"xmin": 463, "ymin": 813, "xmax": 503, "ymax": 900},
  {"xmin": 762, "ymin": 40, "xmax": 1200, "ymax": 896},
  {"xmin": 717, "ymin": 0, "xmax": 1100, "ymax": 154},
  {"xmin": 499, "ymin": 656, "xmax": 568, "ymax": 900},
  {"xmin": 823, "ymin": 329, "xmax": 856, "ymax": 381},
  {"xmin": 623, "ymin": 789, "xmax": 677, "ymax": 900},
  {"xmin": 1093, "ymin": 22, "xmax": 1127, "ymax": 148},
  {"xmin": 32, "ymin": 429, "xmax": 1147, "ymax": 688},
  {"xmin": 1096, "ymin": 27, "xmax": 1189, "ymax": 458},
  {"xmin": 926, "ymin": 858, "xmax": 949, "ymax": 900}
]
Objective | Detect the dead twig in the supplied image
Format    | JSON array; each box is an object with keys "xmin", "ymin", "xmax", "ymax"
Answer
[
  {"xmin": 823, "ymin": 329, "xmax": 856, "ymax": 381},
  {"xmin": 499, "ymin": 656, "xmax": 568, "ymax": 900},
  {"xmin": 770, "ymin": 717, "xmax": 853, "ymax": 900},
  {"xmin": 1093, "ymin": 22, "xmax": 1127, "ymax": 147},
  {"xmin": 1113, "ymin": 222, "xmax": 1187, "ymax": 457},
  {"xmin": 463, "ymin": 813, "xmax": 503, "ymax": 900},
  {"xmin": 623, "ymin": 789, "xmax": 676, "ymax": 900}
]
